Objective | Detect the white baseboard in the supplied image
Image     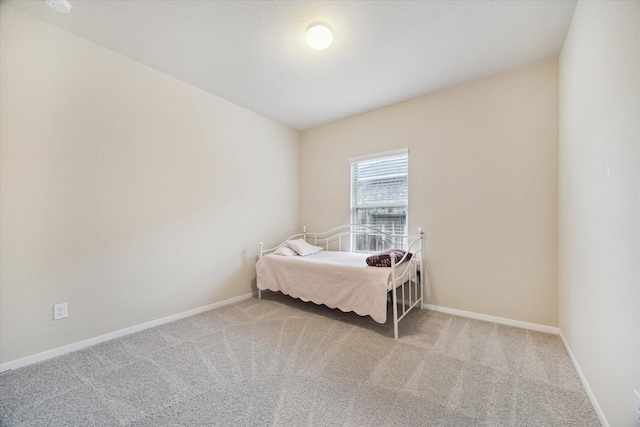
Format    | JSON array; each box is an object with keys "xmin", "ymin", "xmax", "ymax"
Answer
[
  {"xmin": 422, "ymin": 304, "xmax": 559, "ymax": 335},
  {"xmin": 0, "ymin": 292, "xmax": 256, "ymax": 373},
  {"xmin": 559, "ymin": 332, "xmax": 609, "ymax": 427}
]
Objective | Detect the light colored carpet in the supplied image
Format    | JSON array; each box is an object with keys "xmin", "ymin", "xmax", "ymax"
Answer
[{"xmin": 0, "ymin": 293, "xmax": 601, "ymax": 426}]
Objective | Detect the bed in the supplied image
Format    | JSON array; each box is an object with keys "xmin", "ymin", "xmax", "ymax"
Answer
[{"xmin": 256, "ymin": 224, "xmax": 425, "ymax": 338}]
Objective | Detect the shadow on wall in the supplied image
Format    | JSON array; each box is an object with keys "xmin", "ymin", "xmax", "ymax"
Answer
[
  {"xmin": 422, "ymin": 243, "xmax": 437, "ymax": 306},
  {"xmin": 0, "ymin": 202, "xmax": 262, "ymax": 363}
]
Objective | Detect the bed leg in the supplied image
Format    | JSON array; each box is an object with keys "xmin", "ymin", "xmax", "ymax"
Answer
[
  {"xmin": 258, "ymin": 289, "xmax": 262, "ymax": 300},
  {"xmin": 392, "ymin": 288, "xmax": 399, "ymax": 339},
  {"xmin": 419, "ymin": 270, "xmax": 424, "ymax": 310}
]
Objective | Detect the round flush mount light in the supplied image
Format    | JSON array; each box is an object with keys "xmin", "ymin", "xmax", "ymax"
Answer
[
  {"xmin": 306, "ymin": 22, "xmax": 333, "ymax": 51},
  {"xmin": 45, "ymin": 0, "xmax": 72, "ymax": 13}
]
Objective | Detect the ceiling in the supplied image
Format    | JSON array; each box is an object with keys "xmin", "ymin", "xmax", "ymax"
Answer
[{"xmin": 1, "ymin": 0, "xmax": 577, "ymax": 131}]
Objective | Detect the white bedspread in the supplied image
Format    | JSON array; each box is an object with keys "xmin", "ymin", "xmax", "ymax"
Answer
[{"xmin": 256, "ymin": 251, "xmax": 400, "ymax": 323}]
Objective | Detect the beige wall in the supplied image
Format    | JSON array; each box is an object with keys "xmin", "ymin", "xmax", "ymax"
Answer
[
  {"xmin": 0, "ymin": 6, "xmax": 299, "ymax": 364},
  {"xmin": 559, "ymin": 2, "xmax": 640, "ymax": 426},
  {"xmin": 301, "ymin": 59, "xmax": 559, "ymax": 327}
]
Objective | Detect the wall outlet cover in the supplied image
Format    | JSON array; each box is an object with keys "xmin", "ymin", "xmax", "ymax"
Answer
[{"xmin": 53, "ymin": 303, "xmax": 68, "ymax": 320}]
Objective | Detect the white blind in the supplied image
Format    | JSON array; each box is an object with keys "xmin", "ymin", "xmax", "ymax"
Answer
[{"xmin": 351, "ymin": 151, "xmax": 408, "ymax": 245}]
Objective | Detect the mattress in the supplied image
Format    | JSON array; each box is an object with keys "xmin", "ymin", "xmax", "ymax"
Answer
[{"xmin": 256, "ymin": 251, "xmax": 408, "ymax": 323}]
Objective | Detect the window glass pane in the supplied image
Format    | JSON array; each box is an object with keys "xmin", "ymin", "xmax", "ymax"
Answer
[
  {"xmin": 354, "ymin": 207, "xmax": 407, "ymax": 233},
  {"xmin": 351, "ymin": 152, "xmax": 408, "ymax": 252}
]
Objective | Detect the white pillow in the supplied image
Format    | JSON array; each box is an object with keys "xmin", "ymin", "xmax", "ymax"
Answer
[
  {"xmin": 286, "ymin": 239, "xmax": 323, "ymax": 256},
  {"xmin": 273, "ymin": 245, "xmax": 297, "ymax": 256}
]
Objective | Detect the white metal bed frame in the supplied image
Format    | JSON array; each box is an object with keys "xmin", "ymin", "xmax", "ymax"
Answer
[{"xmin": 258, "ymin": 224, "xmax": 425, "ymax": 339}]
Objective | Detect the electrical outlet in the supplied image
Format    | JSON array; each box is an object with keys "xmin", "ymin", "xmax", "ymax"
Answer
[
  {"xmin": 634, "ymin": 389, "xmax": 640, "ymax": 427},
  {"xmin": 53, "ymin": 303, "xmax": 68, "ymax": 320}
]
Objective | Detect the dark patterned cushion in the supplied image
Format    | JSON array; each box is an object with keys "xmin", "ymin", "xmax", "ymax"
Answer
[{"xmin": 366, "ymin": 249, "xmax": 412, "ymax": 267}]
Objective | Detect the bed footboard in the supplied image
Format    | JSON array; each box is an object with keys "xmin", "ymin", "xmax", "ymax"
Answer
[{"xmin": 389, "ymin": 228, "xmax": 425, "ymax": 338}]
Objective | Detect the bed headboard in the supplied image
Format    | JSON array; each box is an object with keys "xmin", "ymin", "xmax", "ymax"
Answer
[
  {"xmin": 303, "ymin": 224, "xmax": 410, "ymax": 252},
  {"xmin": 260, "ymin": 224, "xmax": 424, "ymax": 257}
]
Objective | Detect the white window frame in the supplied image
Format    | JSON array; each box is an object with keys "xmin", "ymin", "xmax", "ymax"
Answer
[{"xmin": 349, "ymin": 149, "xmax": 409, "ymax": 252}]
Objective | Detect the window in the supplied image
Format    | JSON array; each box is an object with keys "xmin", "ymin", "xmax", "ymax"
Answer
[{"xmin": 350, "ymin": 149, "xmax": 408, "ymax": 252}]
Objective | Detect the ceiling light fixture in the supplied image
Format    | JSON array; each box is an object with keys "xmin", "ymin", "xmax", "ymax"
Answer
[
  {"xmin": 306, "ymin": 22, "xmax": 333, "ymax": 51},
  {"xmin": 45, "ymin": 0, "xmax": 72, "ymax": 14}
]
